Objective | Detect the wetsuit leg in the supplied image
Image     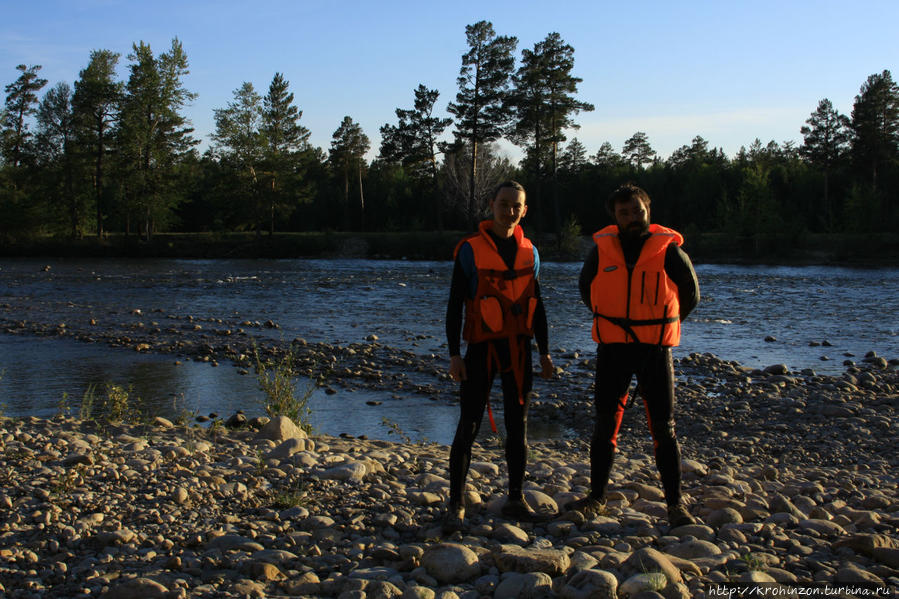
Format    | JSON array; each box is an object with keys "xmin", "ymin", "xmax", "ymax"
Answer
[
  {"xmin": 498, "ymin": 337, "xmax": 533, "ymax": 498},
  {"xmin": 591, "ymin": 344, "xmax": 634, "ymax": 499},
  {"xmin": 449, "ymin": 342, "xmax": 493, "ymax": 505},
  {"xmin": 636, "ymin": 345, "xmax": 682, "ymax": 506}
]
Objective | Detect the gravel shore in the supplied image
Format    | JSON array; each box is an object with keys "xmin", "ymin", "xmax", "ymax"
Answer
[{"xmin": 1, "ymin": 351, "xmax": 897, "ymax": 598}]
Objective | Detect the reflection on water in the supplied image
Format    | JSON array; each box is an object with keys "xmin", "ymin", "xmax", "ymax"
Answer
[{"xmin": 0, "ymin": 335, "xmax": 569, "ymax": 444}]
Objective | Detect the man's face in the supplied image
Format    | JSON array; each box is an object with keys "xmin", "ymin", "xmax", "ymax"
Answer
[
  {"xmin": 491, "ymin": 187, "xmax": 527, "ymax": 229},
  {"xmin": 614, "ymin": 196, "xmax": 650, "ymax": 239}
]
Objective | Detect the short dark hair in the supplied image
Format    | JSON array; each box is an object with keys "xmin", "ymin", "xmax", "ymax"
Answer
[
  {"xmin": 492, "ymin": 180, "xmax": 526, "ymax": 201},
  {"xmin": 606, "ymin": 183, "xmax": 651, "ymax": 216}
]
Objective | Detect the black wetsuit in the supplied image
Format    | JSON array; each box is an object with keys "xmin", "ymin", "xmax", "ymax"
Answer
[
  {"xmin": 578, "ymin": 231, "xmax": 699, "ymax": 506},
  {"xmin": 445, "ymin": 230, "xmax": 549, "ymax": 505}
]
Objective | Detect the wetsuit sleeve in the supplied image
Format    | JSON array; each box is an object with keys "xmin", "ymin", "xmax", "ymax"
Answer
[
  {"xmin": 533, "ymin": 280, "xmax": 549, "ymax": 356},
  {"xmin": 665, "ymin": 244, "xmax": 700, "ymax": 321},
  {"xmin": 445, "ymin": 243, "xmax": 474, "ymax": 357},
  {"xmin": 578, "ymin": 246, "xmax": 599, "ymax": 309}
]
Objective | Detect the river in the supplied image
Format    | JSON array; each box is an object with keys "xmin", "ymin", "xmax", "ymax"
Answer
[{"xmin": 1, "ymin": 258, "xmax": 896, "ymax": 443}]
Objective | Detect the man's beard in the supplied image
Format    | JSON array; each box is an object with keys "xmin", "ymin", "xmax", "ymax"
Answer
[{"xmin": 620, "ymin": 221, "xmax": 649, "ymax": 241}]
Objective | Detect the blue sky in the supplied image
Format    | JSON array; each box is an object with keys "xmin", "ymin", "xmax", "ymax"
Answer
[{"xmin": 2, "ymin": 0, "xmax": 896, "ymax": 162}]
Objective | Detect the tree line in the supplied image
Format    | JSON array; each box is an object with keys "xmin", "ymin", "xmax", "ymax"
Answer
[{"xmin": 1, "ymin": 22, "xmax": 898, "ymax": 252}]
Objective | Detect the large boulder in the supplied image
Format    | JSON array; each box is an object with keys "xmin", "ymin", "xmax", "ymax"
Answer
[
  {"xmin": 256, "ymin": 415, "xmax": 308, "ymax": 442},
  {"xmin": 492, "ymin": 545, "xmax": 571, "ymax": 576},
  {"xmin": 420, "ymin": 543, "xmax": 480, "ymax": 584}
]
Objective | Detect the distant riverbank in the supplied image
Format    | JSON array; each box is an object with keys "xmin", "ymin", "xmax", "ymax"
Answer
[{"xmin": 1, "ymin": 230, "xmax": 897, "ymax": 265}]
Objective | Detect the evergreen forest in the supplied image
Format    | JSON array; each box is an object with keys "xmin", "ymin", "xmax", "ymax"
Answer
[{"xmin": 2, "ymin": 22, "xmax": 897, "ymax": 261}]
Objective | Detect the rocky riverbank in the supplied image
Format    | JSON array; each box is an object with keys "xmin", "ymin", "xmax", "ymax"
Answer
[{"xmin": 0, "ymin": 352, "xmax": 897, "ymax": 598}]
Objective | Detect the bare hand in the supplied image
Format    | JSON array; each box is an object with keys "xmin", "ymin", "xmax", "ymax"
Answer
[
  {"xmin": 539, "ymin": 353, "xmax": 554, "ymax": 379},
  {"xmin": 450, "ymin": 355, "xmax": 467, "ymax": 381}
]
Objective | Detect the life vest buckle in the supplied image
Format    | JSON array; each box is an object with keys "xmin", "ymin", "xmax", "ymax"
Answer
[
  {"xmin": 502, "ymin": 269, "xmax": 517, "ymax": 280},
  {"xmin": 510, "ymin": 303, "xmax": 523, "ymax": 316}
]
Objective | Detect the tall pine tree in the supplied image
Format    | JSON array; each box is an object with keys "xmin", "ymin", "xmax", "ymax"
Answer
[
  {"xmin": 447, "ymin": 21, "xmax": 517, "ymax": 226},
  {"xmin": 509, "ymin": 33, "xmax": 592, "ymax": 236},
  {"xmin": 36, "ymin": 82, "xmax": 79, "ymax": 236},
  {"xmin": 800, "ymin": 98, "xmax": 850, "ymax": 229},
  {"xmin": 2, "ymin": 64, "xmax": 48, "ymax": 168},
  {"xmin": 850, "ymin": 70, "xmax": 899, "ymax": 195},
  {"xmin": 330, "ymin": 116, "xmax": 370, "ymax": 230},
  {"xmin": 73, "ymin": 50, "xmax": 122, "ymax": 237},
  {"xmin": 379, "ymin": 84, "xmax": 451, "ymax": 228},
  {"xmin": 119, "ymin": 38, "xmax": 197, "ymax": 238},
  {"xmin": 212, "ymin": 82, "xmax": 265, "ymax": 234},
  {"xmin": 261, "ymin": 72, "xmax": 310, "ymax": 234}
]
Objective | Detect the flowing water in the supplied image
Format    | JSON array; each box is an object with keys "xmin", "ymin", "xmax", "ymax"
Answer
[{"xmin": 1, "ymin": 258, "xmax": 896, "ymax": 443}]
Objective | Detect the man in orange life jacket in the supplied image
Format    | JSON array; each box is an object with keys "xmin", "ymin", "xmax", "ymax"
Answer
[
  {"xmin": 444, "ymin": 180, "xmax": 554, "ymax": 533},
  {"xmin": 566, "ymin": 183, "xmax": 699, "ymax": 529}
]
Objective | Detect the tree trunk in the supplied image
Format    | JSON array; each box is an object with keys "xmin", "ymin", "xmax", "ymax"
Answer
[
  {"xmin": 468, "ymin": 139, "xmax": 478, "ymax": 229},
  {"xmin": 551, "ymin": 140, "xmax": 560, "ymax": 244},
  {"xmin": 95, "ymin": 136, "xmax": 104, "ymax": 239},
  {"xmin": 270, "ymin": 178, "xmax": 276, "ymax": 236},
  {"xmin": 358, "ymin": 161, "xmax": 365, "ymax": 231}
]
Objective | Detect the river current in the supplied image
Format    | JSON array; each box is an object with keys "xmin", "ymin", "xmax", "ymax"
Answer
[{"xmin": 1, "ymin": 258, "xmax": 896, "ymax": 443}]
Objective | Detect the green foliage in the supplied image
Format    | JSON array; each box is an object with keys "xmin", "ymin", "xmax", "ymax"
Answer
[
  {"xmin": 843, "ymin": 183, "xmax": 883, "ymax": 232},
  {"xmin": 448, "ymin": 21, "xmax": 518, "ymax": 225},
  {"xmin": 254, "ymin": 344, "xmax": 313, "ymax": 432},
  {"xmin": 72, "ymin": 49, "xmax": 123, "ymax": 238},
  {"xmin": 56, "ymin": 392, "xmax": 71, "ymax": 419},
  {"xmin": 742, "ymin": 552, "xmax": 767, "ymax": 572},
  {"xmin": 851, "ymin": 69, "xmax": 899, "ymax": 190},
  {"xmin": 379, "ymin": 83, "xmax": 451, "ymax": 231},
  {"xmin": 271, "ymin": 475, "xmax": 308, "ymax": 508},
  {"xmin": 2, "ymin": 41, "xmax": 898, "ymax": 249},
  {"xmin": 622, "ymin": 132, "xmax": 657, "ymax": 169},
  {"xmin": 330, "ymin": 115, "xmax": 371, "ymax": 230},
  {"xmin": 558, "ymin": 214, "xmax": 583, "ymax": 256},
  {"xmin": 76, "ymin": 382, "xmax": 145, "ymax": 423},
  {"xmin": 2, "ymin": 64, "xmax": 48, "ymax": 167},
  {"xmin": 103, "ymin": 383, "xmax": 132, "ymax": 422},
  {"xmin": 79, "ymin": 384, "xmax": 97, "ymax": 420},
  {"xmin": 50, "ymin": 464, "xmax": 85, "ymax": 500},
  {"xmin": 117, "ymin": 38, "xmax": 198, "ymax": 240}
]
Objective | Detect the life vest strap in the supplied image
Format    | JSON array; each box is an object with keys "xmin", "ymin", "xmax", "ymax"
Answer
[
  {"xmin": 480, "ymin": 267, "xmax": 533, "ymax": 281},
  {"xmin": 594, "ymin": 313, "xmax": 679, "ymax": 343},
  {"xmin": 483, "ymin": 337, "xmax": 529, "ymax": 434}
]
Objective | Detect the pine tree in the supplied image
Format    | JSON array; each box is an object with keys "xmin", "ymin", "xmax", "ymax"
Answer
[
  {"xmin": 508, "ymin": 32, "xmax": 592, "ymax": 235},
  {"xmin": 558, "ymin": 138, "xmax": 587, "ymax": 173},
  {"xmin": 447, "ymin": 21, "xmax": 517, "ymax": 226},
  {"xmin": 212, "ymin": 82, "xmax": 265, "ymax": 234},
  {"xmin": 2, "ymin": 64, "xmax": 48, "ymax": 168},
  {"xmin": 73, "ymin": 50, "xmax": 122, "ymax": 237},
  {"xmin": 330, "ymin": 116, "xmax": 370, "ymax": 229},
  {"xmin": 261, "ymin": 72, "xmax": 310, "ymax": 234},
  {"xmin": 35, "ymin": 82, "xmax": 80, "ymax": 236},
  {"xmin": 119, "ymin": 38, "xmax": 197, "ymax": 238},
  {"xmin": 592, "ymin": 141, "xmax": 624, "ymax": 168},
  {"xmin": 800, "ymin": 98, "xmax": 850, "ymax": 228},
  {"xmin": 622, "ymin": 132, "xmax": 657, "ymax": 168},
  {"xmin": 379, "ymin": 84, "xmax": 452, "ymax": 228},
  {"xmin": 850, "ymin": 70, "xmax": 899, "ymax": 192}
]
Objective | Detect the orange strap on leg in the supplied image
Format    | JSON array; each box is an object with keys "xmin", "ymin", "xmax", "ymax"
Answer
[
  {"xmin": 507, "ymin": 335, "xmax": 527, "ymax": 406},
  {"xmin": 485, "ymin": 343, "xmax": 500, "ymax": 433}
]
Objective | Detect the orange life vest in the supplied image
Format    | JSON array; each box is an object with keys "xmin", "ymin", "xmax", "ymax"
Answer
[
  {"xmin": 454, "ymin": 221, "xmax": 538, "ymax": 432},
  {"xmin": 455, "ymin": 221, "xmax": 538, "ymax": 344},
  {"xmin": 589, "ymin": 224, "xmax": 682, "ymax": 346}
]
